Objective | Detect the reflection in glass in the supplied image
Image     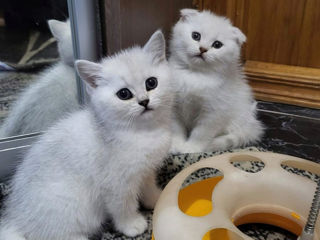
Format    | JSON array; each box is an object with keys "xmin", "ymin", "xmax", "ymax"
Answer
[{"xmin": 0, "ymin": 0, "xmax": 79, "ymax": 139}]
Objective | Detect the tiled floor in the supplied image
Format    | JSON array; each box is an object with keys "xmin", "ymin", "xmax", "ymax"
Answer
[
  {"xmin": 258, "ymin": 101, "xmax": 320, "ymax": 119},
  {"xmin": 257, "ymin": 101, "xmax": 320, "ymax": 164}
]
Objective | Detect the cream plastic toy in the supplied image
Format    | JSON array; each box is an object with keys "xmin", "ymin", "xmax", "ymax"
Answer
[{"xmin": 152, "ymin": 152, "xmax": 320, "ymax": 240}]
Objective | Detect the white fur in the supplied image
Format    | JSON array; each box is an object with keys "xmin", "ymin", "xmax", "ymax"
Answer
[
  {"xmin": 48, "ymin": 19, "xmax": 74, "ymax": 67},
  {"xmin": 0, "ymin": 19, "xmax": 77, "ymax": 138},
  {"xmin": 0, "ymin": 30, "xmax": 173, "ymax": 240},
  {"xmin": 169, "ymin": 9, "xmax": 264, "ymax": 153}
]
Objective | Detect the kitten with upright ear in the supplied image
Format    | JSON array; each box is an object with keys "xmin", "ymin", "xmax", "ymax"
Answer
[
  {"xmin": 48, "ymin": 19, "xmax": 68, "ymax": 41},
  {"xmin": 143, "ymin": 30, "xmax": 166, "ymax": 64},
  {"xmin": 0, "ymin": 30, "xmax": 173, "ymax": 239},
  {"xmin": 169, "ymin": 9, "xmax": 263, "ymax": 154},
  {"xmin": 75, "ymin": 60, "xmax": 102, "ymax": 88},
  {"xmin": 75, "ymin": 30, "xmax": 168, "ymax": 96}
]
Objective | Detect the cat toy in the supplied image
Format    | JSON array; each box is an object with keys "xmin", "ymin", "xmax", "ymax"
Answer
[{"xmin": 152, "ymin": 152, "xmax": 320, "ymax": 240}]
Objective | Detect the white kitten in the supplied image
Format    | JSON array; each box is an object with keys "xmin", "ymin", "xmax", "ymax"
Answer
[
  {"xmin": 169, "ymin": 9, "xmax": 264, "ymax": 153},
  {"xmin": 0, "ymin": 30, "xmax": 173, "ymax": 240},
  {"xmin": 0, "ymin": 19, "xmax": 78, "ymax": 138}
]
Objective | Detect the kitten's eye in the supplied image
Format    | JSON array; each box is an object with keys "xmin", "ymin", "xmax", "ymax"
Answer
[
  {"xmin": 145, "ymin": 77, "xmax": 158, "ymax": 91},
  {"xmin": 116, "ymin": 88, "xmax": 133, "ymax": 100},
  {"xmin": 192, "ymin": 32, "xmax": 201, "ymax": 41},
  {"xmin": 212, "ymin": 41, "xmax": 223, "ymax": 49}
]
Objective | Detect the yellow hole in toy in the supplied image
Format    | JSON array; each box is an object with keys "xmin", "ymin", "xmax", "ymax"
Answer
[
  {"xmin": 202, "ymin": 228, "xmax": 230, "ymax": 240},
  {"xmin": 152, "ymin": 177, "xmax": 223, "ymax": 240},
  {"xmin": 234, "ymin": 213, "xmax": 302, "ymax": 236},
  {"xmin": 178, "ymin": 176, "xmax": 223, "ymax": 217}
]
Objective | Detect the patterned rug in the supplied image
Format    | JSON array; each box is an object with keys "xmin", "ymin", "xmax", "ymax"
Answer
[
  {"xmin": 0, "ymin": 27, "xmax": 59, "ymax": 123},
  {"xmin": 1, "ymin": 147, "xmax": 316, "ymax": 240}
]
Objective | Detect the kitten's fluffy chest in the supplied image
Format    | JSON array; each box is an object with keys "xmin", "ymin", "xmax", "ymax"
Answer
[
  {"xmin": 172, "ymin": 65, "xmax": 248, "ymax": 103},
  {"xmin": 52, "ymin": 111, "xmax": 171, "ymax": 187},
  {"xmin": 173, "ymin": 68, "xmax": 225, "ymax": 115},
  {"xmin": 112, "ymin": 127, "xmax": 170, "ymax": 150},
  {"xmin": 172, "ymin": 66, "xmax": 247, "ymax": 130},
  {"xmin": 175, "ymin": 93, "xmax": 204, "ymax": 131},
  {"xmin": 105, "ymin": 125, "xmax": 171, "ymax": 168},
  {"xmin": 172, "ymin": 67, "xmax": 224, "ymax": 96}
]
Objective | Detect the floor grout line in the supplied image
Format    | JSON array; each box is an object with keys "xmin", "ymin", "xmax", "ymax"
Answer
[{"xmin": 257, "ymin": 109, "xmax": 320, "ymax": 121}]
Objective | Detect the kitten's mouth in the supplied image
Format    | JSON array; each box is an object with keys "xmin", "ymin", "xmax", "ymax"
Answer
[
  {"xmin": 195, "ymin": 54, "xmax": 205, "ymax": 60},
  {"xmin": 141, "ymin": 107, "xmax": 153, "ymax": 115}
]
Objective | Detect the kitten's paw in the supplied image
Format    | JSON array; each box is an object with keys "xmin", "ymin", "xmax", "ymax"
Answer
[
  {"xmin": 117, "ymin": 214, "xmax": 148, "ymax": 237},
  {"xmin": 142, "ymin": 186, "xmax": 162, "ymax": 209},
  {"xmin": 210, "ymin": 135, "xmax": 234, "ymax": 152},
  {"xmin": 169, "ymin": 146, "xmax": 182, "ymax": 154},
  {"xmin": 170, "ymin": 136, "xmax": 188, "ymax": 154},
  {"xmin": 172, "ymin": 140, "xmax": 204, "ymax": 154},
  {"xmin": 170, "ymin": 141, "xmax": 190, "ymax": 154}
]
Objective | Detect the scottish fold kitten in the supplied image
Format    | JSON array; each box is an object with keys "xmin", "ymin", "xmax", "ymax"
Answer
[
  {"xmin": 0, "ymin": 30, "xmax": 173, "ymax": 240},
  {"xmin": 169, "ymin": 9, "xmax": 264, "ymax": 153},
  {"xmin": 0, "ymin": 19, "xmax": 78, "ymax": 138}
]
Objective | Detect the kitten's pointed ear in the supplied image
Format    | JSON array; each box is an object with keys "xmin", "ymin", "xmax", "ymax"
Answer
[
  {"xmin": 180, "ymin": 8, "xmax": 199, "ymax": 21},
  {"xmin": 75, "ymin": 60, "xmax": 102, "ymax": 88},
  {"xmin": 48, "ymin": 19, "xmax": 68, "ymax": 41},
  {"xmin": 143, "ymin": 30, "xmax": 166, "ymax": 64},
  {"xmin": 232, "ymin": 27, "xmax": 246, "ymax": 45}
]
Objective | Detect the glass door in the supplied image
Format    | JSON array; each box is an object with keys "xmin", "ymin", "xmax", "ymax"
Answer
[{"xmin": 0, "ymin": 0, "xmax": 102, "ymax": 181}]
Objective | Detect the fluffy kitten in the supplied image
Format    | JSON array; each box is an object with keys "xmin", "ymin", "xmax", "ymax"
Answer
[
  {"xmin": 169, "ymin": 9, "xmax": 264, "ymax": 153},
  {"xmin": 0, "ymin": 30, "xmax": 173, "ymax": 240},
  {"xmin": 0, "ymin": 19, "xmax": 78, "ymax": 138}
]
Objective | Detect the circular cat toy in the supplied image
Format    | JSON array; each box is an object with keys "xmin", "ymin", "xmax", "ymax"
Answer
[{"xmin": 152, "ymin": 152, "xmax": 320, "ymax": 240}]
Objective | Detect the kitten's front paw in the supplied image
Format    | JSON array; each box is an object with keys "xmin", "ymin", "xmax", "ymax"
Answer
[
  {"xmin": 171, "ymin": 140, "xmax": 204, "ymax": 154},
  {"xmin": 169, "ymin": 145, "xmax": 183, "ymax": 154},
  {"xmin": 116, "ymin": 214, "xmax": 148, "ymax": 237},
  {"xmin": 142, "ymin": 186, "xmax": 161, "ymax": 209},
  {"xmin": 170, "ymin": 141, "xmax": 187, "ymax": 154},
  {"xmin": 210, "ymin": 135, "xmax": 234, "ymax": 152},
  {"xmin": 170, "ymin": 136, "xmax": 188, "ymax": 154}
]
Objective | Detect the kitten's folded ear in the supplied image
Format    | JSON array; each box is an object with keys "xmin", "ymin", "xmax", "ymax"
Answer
[
  {"xmin": 180, "ymin": 8, "xmax": 199, "ymax": 21},
  {"xmin": 143, "ymin": 30, "xmax": 166, "ymax": 64},
  {"xmin": 48, "ymin": 19, "xmax": 68, "ymax": 41},
  {"xmin": 75, "ymin": 60, "xmax": 102, "ymax": 88},
  {"xmin": 232, "ymin": 27, "xmax": 246, "ymax": 46}
]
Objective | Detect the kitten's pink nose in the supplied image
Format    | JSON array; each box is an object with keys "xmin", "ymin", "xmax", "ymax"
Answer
[{"xmin": 199, "ymin": 47, "xmax": 208, "ymax": 54}]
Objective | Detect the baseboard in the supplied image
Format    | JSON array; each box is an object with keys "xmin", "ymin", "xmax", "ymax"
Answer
[{"xmin": 245, "ymin": 61, "xmax": 320, "ymax": 109}]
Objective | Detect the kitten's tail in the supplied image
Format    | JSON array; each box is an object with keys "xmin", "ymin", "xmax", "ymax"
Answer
[{"xmin": 0, "ymin": 224, "xmax": 26, "ymax": 240}]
